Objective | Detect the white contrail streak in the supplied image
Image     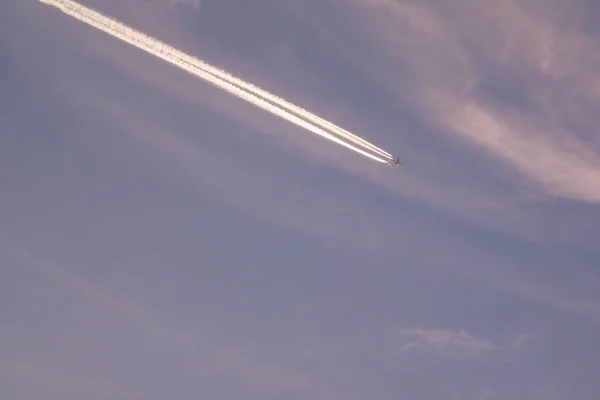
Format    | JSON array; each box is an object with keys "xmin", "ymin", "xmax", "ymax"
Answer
[
  {"xmin": 72, "ymin": 0, "xmax": 394, "ymax": 161},
  {"xmin": 135, "ymin": 24, "xmax": 393, "ymax": 159},
  {"xmin": 169, "ymin": 54, "xmax": 394, "ymax": 159},
  {"xmin": 39, "ymin": 0, "xmax": 392, "ymax": 164}
]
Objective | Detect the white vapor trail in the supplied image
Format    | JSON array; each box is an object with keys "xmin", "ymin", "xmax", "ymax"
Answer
[
  {"xmin": 169, "ymin": 53, "xmax": 394, "ymax": 159},
  {"xmin": 39, "ymin": 0, "xmax": 394, "ymax": 164}
]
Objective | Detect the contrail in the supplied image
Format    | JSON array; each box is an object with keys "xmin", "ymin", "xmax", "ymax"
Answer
[
  {"xmin": 122, "ymin": 21, "xmax": 393, "ymax": 159},
  {"xmin": 165, "ymin": 48, "xmax": 394, "ymax": 159},
  {"xmin": 39, "ymin": 0, "xmax": 393, "ymax": 164}
]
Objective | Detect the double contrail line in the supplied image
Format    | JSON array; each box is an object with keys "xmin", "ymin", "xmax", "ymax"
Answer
[{"xmin": 39, "ymin": 0, "xmax": 395, "ymax": 164}]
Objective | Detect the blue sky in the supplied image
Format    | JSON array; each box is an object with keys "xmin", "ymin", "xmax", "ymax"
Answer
[{"xmin": 1, "ymin": 0, "xmax": 600, "ymax": 398}]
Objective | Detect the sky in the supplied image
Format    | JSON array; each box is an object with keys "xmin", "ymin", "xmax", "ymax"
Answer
[{"xmin": 1, "ymin": 0, "xmax": 600, "ymax": 398}]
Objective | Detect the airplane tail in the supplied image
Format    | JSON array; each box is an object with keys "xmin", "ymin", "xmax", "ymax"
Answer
[{"xmin": 387, "ymin": 156, "xmax": 401, "ymax": 166}]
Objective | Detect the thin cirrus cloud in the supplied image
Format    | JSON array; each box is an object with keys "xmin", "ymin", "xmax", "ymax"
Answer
[
  {"xmin": 26, "ymin": 0, "xmax": 600, "ymax": 318},
  {"xmin": 344, "ymin": 0, "xmax": 600, "ymax": 202},
  {"xmin": 396, "ymin": 327, "xmax": 496, "ymax": 357},
  {"xmin": 60, "ymin": 70, "xmax": 599, "ymax": 327},
  {"xmin": 3, "ymin": 1, "xmax": 600, "ymax": 398},
  {"xmin": 52, "ymin": 2, "xmax": 584, "ymax": 248},
  {"xmin": 394, "ymin": 327, "xmax": 533, "ymax": 363},
  {"xmin": 49, "ymin": 0, "xmax": 597, "ymax": 247}
]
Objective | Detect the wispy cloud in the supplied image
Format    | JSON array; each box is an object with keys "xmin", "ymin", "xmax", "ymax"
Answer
[
  {"xmin": 55, "ymin": 0, "xmax": 600, "ymax": 246},
  {"xmin": 27, "ymin": 0, "xmax": 600, "ymax": 324},
  {"xmin": 64, "ymin": 83, "xmax": 600, "ymax": 325},
  {"xmin": 345, "ymin": 0, "xmax": 600, "ymax": 202},
  {"xmin": 396, "ymin": 327, "xmax": 497, "ymax": 357},
  {"xmin": 394, "ymin": 327, "xmax": 533, "ymax": 365}
]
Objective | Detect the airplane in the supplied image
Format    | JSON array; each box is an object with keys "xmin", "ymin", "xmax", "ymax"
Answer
[{"xmin": 387, "ymin": 156, "xmax": 402, "ymax": 166}]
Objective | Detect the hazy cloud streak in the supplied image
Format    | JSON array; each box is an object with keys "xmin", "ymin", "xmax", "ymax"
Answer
[
  {"xmin": 396, "ymin": 327, "xmax": 496, "ymax": 355},
  {"xmin": 352, "ymin": 0, "xmax": 600, "ymax": 201}
]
